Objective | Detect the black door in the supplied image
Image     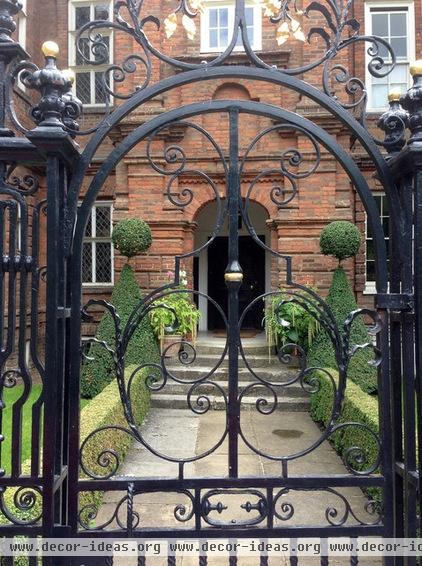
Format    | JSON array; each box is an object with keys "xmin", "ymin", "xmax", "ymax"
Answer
[{"xmin": 207, "ymin": 235, "xmax": 265, "ymax": 330}]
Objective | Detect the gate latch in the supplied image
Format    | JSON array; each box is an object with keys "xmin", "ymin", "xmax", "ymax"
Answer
[{"xmin": 375, "ymin": 293, "xmax": 414, "ymax": 311}]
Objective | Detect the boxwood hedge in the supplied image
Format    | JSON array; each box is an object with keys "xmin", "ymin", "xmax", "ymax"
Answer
[
  {"xmin": 81, "ymin": 263, "xmax": 160, "ymax": 398},
  {"xmin": 307, "ymin": 267, "xmax": 378, "ymax": 395},
  {"xmin": 78, "ymin": 364, "xmax": 150, "ymax": 517},
  {"xmin": 310, "ymin": 368, "xmax": 381, "ymax": 503}
]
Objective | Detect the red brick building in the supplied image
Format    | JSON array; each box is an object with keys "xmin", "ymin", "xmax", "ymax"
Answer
[{"xmin": 13, "ymin": 0, "xmax": 422, "ymax": 335}]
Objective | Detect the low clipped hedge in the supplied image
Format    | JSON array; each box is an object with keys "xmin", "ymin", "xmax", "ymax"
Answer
[
  {"xmin": 0, "ymin": 366, "xmax": 150, "ymax": 534},
  {"xmin": 307, "ymin": 267, "xmax": 378, "ymax": 394},
  {"xmin": 78, "ymin": 364, "xmax": 150, "ymax": 516},
  {"xmin": 310, "ymin": 368, "xmax": 381, "ymax": 503},
  {"xmin": 81, "ymin": 264, "xmax": 160, "ymax": 398}
]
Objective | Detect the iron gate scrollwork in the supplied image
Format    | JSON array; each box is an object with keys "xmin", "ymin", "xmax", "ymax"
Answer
[
  {"xmin": 71, "ymin": 99, "xmax": 388, "ymax": 537},
  {"xmin": 0, "ymin": 0, "xmax": 420, "ymax": 565}
]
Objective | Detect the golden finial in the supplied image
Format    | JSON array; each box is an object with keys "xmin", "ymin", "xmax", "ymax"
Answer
[
  {"xmin": 410, "ymin": 60, "xmax": 422, "ymax": 77},
  {"xmin": 41, "ymin": 41, "xmax": 60, "ymax": 58},
  {"xmin": 388, "ymin": 88, "xmax": 402, "ymax": 102}
]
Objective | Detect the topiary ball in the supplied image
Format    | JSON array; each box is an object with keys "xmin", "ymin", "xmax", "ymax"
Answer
[
  {"xmin": 112, "ymin": 218, "xmax": 152, "ymax": 258},
  {"xmin": 320, "ymin": 221, "xmax": 362, "ymax": 261}
]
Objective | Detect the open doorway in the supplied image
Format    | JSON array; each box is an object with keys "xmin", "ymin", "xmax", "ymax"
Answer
[
  {"xmin": 194, "ymin": 201, "xmax": 270, "ymax": 331},
  {"xmin": 207, "ymin": 235, "xmax": 265, "ymax": 329}
]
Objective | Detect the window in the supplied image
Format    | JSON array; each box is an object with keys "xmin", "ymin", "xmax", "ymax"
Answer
[
  {"xmin": 365, "ymin": 2, "xmax": 414, "ymax": 110},
  {"xmin": 69, "ymin": 1, "xmax": 113, "ymax": 106},
  {"xmin": 201, "ymin": 2, "xmax": 261, "ymax": 52},
  {"xmin": 82, "ymin": 203, "xmax": 114, "ymax": 285},
  {"xmin": 366, "ymin": 194, "xmax": 389, "ymax": 290}
]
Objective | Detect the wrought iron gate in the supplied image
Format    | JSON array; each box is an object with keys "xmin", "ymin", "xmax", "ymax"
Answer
[{"xmin": 0, "ymin": 0, "xmax": 421, "ymax": 565}]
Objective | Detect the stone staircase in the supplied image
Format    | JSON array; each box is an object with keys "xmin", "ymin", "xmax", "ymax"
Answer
[{"xmin": 150, "ymin": 336, "xmax": 310, "ymax": 412}]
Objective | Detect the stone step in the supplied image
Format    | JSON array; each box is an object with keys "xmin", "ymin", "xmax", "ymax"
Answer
[
  {"xmin": 194, "ymin": 343, "xmax": 271, "ymax": 356},
  {"xmin": 167, "ymin": 354, "xmax": 299, "ymax": 369},
  {"xmin": 150, "ymin": 380, "xmax": 308, "ymax": 397},
  {"xmin": 150, "ymin": 394, "xmax": 310, "ymax": 412},
  {"xmin": 164, "ymin": 365, "xmax": 296, "ymax": 381}
]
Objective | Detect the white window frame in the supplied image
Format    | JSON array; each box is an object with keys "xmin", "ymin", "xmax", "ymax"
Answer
[
  {"xmin": 18, "ymin": 0, "xmax": 27, "ymax": 51},
  {"xmin": 82, "ymin": 202, "xmax": 114, "ymax": 287},
  {"xmin": 17, "ymin": 0, "xmax": 27, "ymax": 90},
  {"xmin": 365, "ymin": 0, "xmax": 415, "ymax": 112},
  {"xmin": 68, "ymin": 0, "xmax": 114, "ymax": 108},
  {"xmin": 364, "ymin": 193, "xmax": 389, "ymax": 294},
  {"xmin": 200, "ymin": 1, "xmax": 262, "ymax": 53}
]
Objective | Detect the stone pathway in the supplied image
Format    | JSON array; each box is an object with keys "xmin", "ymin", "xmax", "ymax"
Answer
[
  {"xmin": 97, "ymin": 408, "xmax": 381, "ymax": 566},
  {"xmin": 94, "ymin": 335, "xmax": 381, "ymax": 565}
]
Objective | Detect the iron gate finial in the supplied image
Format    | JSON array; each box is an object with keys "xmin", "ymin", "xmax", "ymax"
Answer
[
  {"xmin": 22, "ymin": 41, "xmax": 83, "ymax": 131},
  {"xmin": 400, "ymin": 60, "xmax": 422, "ymax": 145},
  {"xmin": 377, "ymin": 90, "xmax": 409, "ymax": 154},
  {"xmin": 0, "ymin": 0, "xmax": 22, "ymax": 43}
]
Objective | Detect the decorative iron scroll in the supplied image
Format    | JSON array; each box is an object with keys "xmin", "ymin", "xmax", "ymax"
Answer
[
  {"xmin": 77, "ymin": 486, "xmax": 381, "ymax": 531},
  {"xmin": 76, "ymin": 112, "xmax": 384, "ymax": 491},
  {"xmin": 72, "ymin": 0, "xmax": 396, "ymax": 99},
  {"xmin": 1, "ymin": 0, "xmax": 401, "ymax": 137},
  {"xmin": 0, "ymin": 486, "xmax": 43, "ymax": 526}
]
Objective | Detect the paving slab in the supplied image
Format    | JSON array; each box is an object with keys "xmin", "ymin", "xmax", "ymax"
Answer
[{"xmin": 92, "ymin": 343, "xmax": 381, "ymax": 566}]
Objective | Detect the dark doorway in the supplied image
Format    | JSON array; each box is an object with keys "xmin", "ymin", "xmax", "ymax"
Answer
[{"xmin": 207, "ymin": 235, "xmax": 266, "ymax": 330}]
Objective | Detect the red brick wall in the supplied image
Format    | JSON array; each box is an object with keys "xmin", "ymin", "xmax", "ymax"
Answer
[{"xmin": 12, "ymin": 0, "xmax": 422, "ymax": 336}]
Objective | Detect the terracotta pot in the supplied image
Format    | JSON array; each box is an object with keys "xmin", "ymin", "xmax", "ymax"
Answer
[{"xmin": 161, "ymin": 334, "xmax": 183, "ymax": 358}]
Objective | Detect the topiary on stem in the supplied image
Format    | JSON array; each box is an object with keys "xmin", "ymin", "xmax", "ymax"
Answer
[
  {"xmin": 320, "ymin": 221, "xmax": 362, "ymax": 265},
  {"xmin": 309, "ymin": 222, "xmax": 376, "ymax": 394},
  {"xmin": 112, "ymin": 218, "xmax": 152, "ymax": 258},
  {"xmin": 81, "ymin": 217, "xmax": 158, "ymax": 398}
]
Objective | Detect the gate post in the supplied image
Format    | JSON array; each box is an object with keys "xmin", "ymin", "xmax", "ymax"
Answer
[
  {"xmin": 22, "ymin": 43, "xmax": 82, "ymax": 548},
  {"xmin": 388, "ymin": 61, "xmax": 422, "ymax": 549}
]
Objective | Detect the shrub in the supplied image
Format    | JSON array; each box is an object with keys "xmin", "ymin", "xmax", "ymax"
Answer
[
  {"xmin": 310, "ymin": 369, "xmax": 381, "ymax": 503},
  {"xmin": 81, "ymin": 264, "xmax": 160, "ymax": 398},
  {"xmin": 112, "ymin": 218, "xmax": 152, "ymax": 258},
  {"xmin": 307, "ymin": 268, "xmax": 378, "ymax": 394},
  {"xmin": 320, "ymin": 221, "xmax": 362, "ymax": 263},
  {"xmin": 263, "ymin": 290, "xmax": 320, "ymax": 351},
  {"xmin": 0, "ymin": 366, "xmax": 150, "ymax": 531},
  {"xmin": 78, "ymin": 365, "xmax": 150, "ymax": 517}
]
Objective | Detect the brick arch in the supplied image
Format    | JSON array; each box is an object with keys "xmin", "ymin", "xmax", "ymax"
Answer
[
  {"xmin": 192, "ymin": 195, "xmax": 271, "ymax": 224},
  {"xmin": 212, "ymin": 82, "xmax": 252, "ymax": 100}
]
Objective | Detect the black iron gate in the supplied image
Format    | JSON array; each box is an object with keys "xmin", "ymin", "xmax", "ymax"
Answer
[{"xmin": 0, "ymin": 0, "xmax": 420, "ymax": 564}]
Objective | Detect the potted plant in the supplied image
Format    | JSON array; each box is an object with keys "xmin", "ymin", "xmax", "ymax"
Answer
[
  {"xmin": 263, "ymin": 289, "xmax": 320, "ymax": 358},
  {"xmin": 149, "ymin": 271, "xmax": 201, "ymax": 357}
]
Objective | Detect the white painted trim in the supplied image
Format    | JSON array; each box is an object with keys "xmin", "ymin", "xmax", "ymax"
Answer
[
  {"xmin": 200, "ymin": 1, "xmax": 262, "ymax": 53},
  {"xmin": 365, "ymin": 192, "xmax": 388, "ymax": 290},
  {"xmin": 363, "ymin": 283, "xmax": 377, "ymax": 294},
  {"xmin": 198, "ymin": 246, "xmax": 209, "ymax": 331},
  {"xmin": 364, "ymin": 0, "xmax": 415, "ymax": 112}
]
